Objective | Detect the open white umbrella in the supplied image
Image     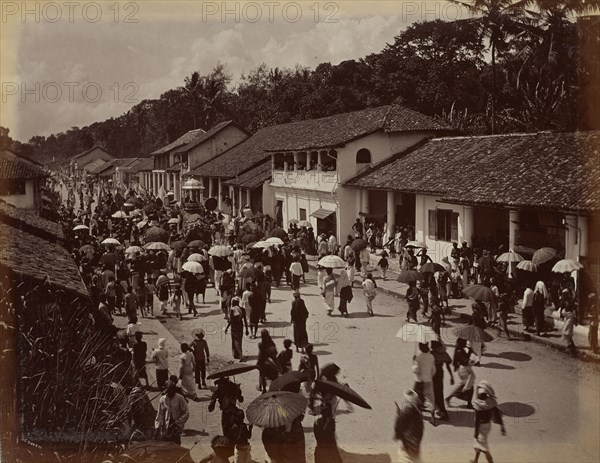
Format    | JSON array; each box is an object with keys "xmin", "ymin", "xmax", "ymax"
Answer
[
  {"xmin": 395, "ymin": 323, "xmax": 437, "ymax": 343},
  {"xmin": 552, "ymin": 259, "xmax": 583, "ymax": 273},
  {"xmin": 111, "ymin": 211, "xmax": 129, "ymax": 219},
  {"xmin": 532, "ymin": 247, "xmax": 557, "ymax": 265},
  {"xmin": 143, "ymin": 241, "xmax": 170, "ymax": 251},
  {"xmin": 317, "ymin": 255, "xmax": 346, "ymax": 269},
  {"xmin": 168, "ymin": 217, "xmax": 179, "ymax": 224},
  {"xmin": 187, "ymin": 253, "xmax": 207, "ymax": 263},
  {"xmin": 405, "ymin": 241, "xmax": 427, "ymax": 249},
  {"xmin": 101, "ymin": 238, "xmax": 121, "ymax": 246},
  {"xmin": 253, "ymin": 241, "xmax": 271, "ymax": 249},
  {"xmin": 497, "ymin": 251, "xmax": 524, "ymax": 263},
  {"xmin": 208, "ymin": 245, "xmax": 232, "ymax": 257},
  {"xmin": 265, "ymin": 237, "xmax": 284, "ymax": 245},
  {"xmin": 517, "ymin": 260, "xmax": 538, "ymax": 272},
  {"xmin": 125, "ymin": 246, "xmax": 144, "ymax": 255},
  {"xmin": 182, "ymin": 261, "xmax": 204, "ymax": 273},
  {"xmin": 73, "ymin": 224, "xmax": 89, "ymax": 231}
]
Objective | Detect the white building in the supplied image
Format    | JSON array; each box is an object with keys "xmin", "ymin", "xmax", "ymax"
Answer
[
  {"xmin": 0, "ymin": 149, "xmax": 48, "ymax": 209},
  {"xmin": 344, "ymin": 131, "xmax": 600, "ymax": 283},
  {"xmin": 266, "ymin": 105, "xmax": 451, "ymax": 241}
]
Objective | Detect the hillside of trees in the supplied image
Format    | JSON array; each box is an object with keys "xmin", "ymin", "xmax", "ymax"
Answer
[{"xmin": 2, "ymin": 4, "xmax": 599, "ymax": 164}]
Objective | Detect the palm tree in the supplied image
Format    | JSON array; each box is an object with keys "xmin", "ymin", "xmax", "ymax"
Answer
[
  {"xmin": 180, "ymin": 71, "xmax": 202, "ymax": 129},
  {"xmin": 450, "ymin": 0, "xmax": 530, "ymax": 133}
]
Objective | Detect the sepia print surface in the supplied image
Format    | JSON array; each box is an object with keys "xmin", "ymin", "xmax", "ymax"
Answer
[{"xmin": 1, "ymin": 1, "xmax": 599, "ymax": 462}]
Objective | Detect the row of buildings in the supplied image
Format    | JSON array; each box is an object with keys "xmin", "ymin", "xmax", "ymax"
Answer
[{"xmin": 9, "ymin": 105, "xmax": 596, "ymax": 278}]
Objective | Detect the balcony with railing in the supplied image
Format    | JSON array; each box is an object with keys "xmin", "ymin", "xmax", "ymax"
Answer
[{"xmin": 270, "ymin": 150, "xmax": 338, "ymax": 192}]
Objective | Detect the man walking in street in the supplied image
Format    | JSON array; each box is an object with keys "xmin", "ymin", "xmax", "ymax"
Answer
[
  {"xmin": 155, "ymin": 383, "xmax": 189, "ymax": 445},
  {"xmin": 412, "ymin": 342, "xmax": 437, "ymax": 426}
]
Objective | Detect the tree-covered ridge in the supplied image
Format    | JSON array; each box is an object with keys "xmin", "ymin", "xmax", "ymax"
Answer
[{"xmin": 2, "ymin": 6, "xmax": 598, "ymax": 164}]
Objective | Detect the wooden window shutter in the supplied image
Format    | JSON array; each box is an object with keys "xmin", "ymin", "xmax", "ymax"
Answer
[
  {"xmin": 451, "ymin": 212, "xmax": 459, "ymax": 242},
  {"xmin": 428, "ymin": 210, "xmax": 437, "ymax": 240}
]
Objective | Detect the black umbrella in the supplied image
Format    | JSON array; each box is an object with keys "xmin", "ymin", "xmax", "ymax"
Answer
[
  {"xmin": 420, "ymin": 262, "xmax": 446, "ymax": 274},
  {"xmin": 269, "ymin": 370, "xmax": 311, "ymax": 393},
  {"xmin": 188, "ymin": 240, "xmax": 207, "ymax": 248},
  {"xmin": 270, "ymin": 228, "xmax": 288, "ymax": 240},
  {"xmin": 314, "ymin": 380, "xmax": 372, "ymax": 409},
  {"xmin": 144, "ymin": 226, "xmax": 169, "ymax": 244},
  {"xmin": 170, "ymin": 240, "xmax": 187, "ymax": 250},
  {"xmin": 207, "ymin": 363, "xmax": 258, "ymax": 380},
  {"xmin": 241, "ymin": 234, "xmax": 260, "ymax": 245},
  {"xmin": 350, "ymin": 239, "xmax": 368, "ymax": 252}
]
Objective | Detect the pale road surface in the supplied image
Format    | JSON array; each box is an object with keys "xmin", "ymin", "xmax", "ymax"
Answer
[{"xmin": 132, "ymin": 268, "xmax": 600, "ymax": 463}]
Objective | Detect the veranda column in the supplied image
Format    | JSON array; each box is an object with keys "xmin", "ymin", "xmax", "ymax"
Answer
[
  {"xmin": 217, "ymin": 178, "xmax": 223, "ymax": 210},
  {"xmin": 238, "ymin": 187, "xmax": 244, "ymax": 211},
  {"xmin": 508, "ymin": 209, "xmax": 519, "ymax": 278},
  {"xmin": 386, "ymin": 191, "xmax": 396, "ymax": 240},
  {"xmin": 293, "ymin": 152, "xmax": 299, "ymax": 174},
  {"xmin": 579, "ymin": 216, "xmax": 588, "ymax": 259},
  {"xmin": 565, "ymin": 214, "xmax": 578, "ymax": 260},
  {"xmin": 208, "ymin": 177, "xmax": 214, "ymax": 198},
  {"xmin": 246, "ymin": 188, "xmax": 252, "ymax": 209},
  {"xmin": 361, "ymin": 189, "xmax": 370, "ymax": 214},
  {"xmin": 463, "ymin": 206, "xmax": 474, "ymax": 245}
]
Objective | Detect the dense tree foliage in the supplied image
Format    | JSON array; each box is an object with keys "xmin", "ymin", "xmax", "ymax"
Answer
[{"xmin": 5, "ymin": 7, "xmax": 599, "ymax": 164}]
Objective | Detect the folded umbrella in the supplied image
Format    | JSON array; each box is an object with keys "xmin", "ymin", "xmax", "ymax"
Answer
[
  {"xmin": 269, "ymin": 370, "xmax": 312, "ymax": 392},
  {"xmin": 314, "ymin": 380, "xmax": 372, "ymax": 409},
  {"xmin": 454, "ymin": 324, "xmax": 494, "ymax": 343},
  {"xmin": 318, "ymin": 255, "xmax": 346, "ymax": 269},
  {"xmin": 532, "ymin": 247, "xmax": 557, "ymax": 265},
  {"xmin": 246, "ymin": 392, "xmax": 307, "ymax": 428},
  {"xmin": 207, "ymin": 363, "xmax": 258, "ymax": 380},
  {"xmin": 397, "ymin": 270, "xmax": 423, "ymax": 283},
  {"xmin": 552, "ymin": 259, "xmax": 583, "ymax": 273},
  {"xmin": 462, "ymin": 284, "xmax": 495, "ymax": 302}
]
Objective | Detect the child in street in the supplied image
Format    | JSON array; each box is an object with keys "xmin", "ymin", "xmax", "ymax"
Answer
[
  {"xmin": 277, "ymin": 339, "xmax": 294, "ymax": 374},
  {"xmin": 264, "ymin": 268, "xmax": 273, "ymax": 303},
  {"xmin": 126, "ymin": 316, "xmax": 139, "ymax": 347},
  {"xmin": 362, "ymin": 273, "xmax": 377, "ymax": 316},
  {"xmin": 171, "ymin": 284, "xmax": 183, "ymax": 320},
  {"xmin": 378, "ymin": 251, "xmax": 389, "ymax": 280}
]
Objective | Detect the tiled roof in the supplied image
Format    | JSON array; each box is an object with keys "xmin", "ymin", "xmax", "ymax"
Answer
[
  {"xmin": 262, "ymin": 105, "xmax": 451, "ymax": 152},
  {"xmin": 172, "ymin": 121, "xmax": 243, "ymax": 154},
  {"xmin": 0, "ymin": 222, "xmax": 88, "ymax": 297},
  {"xmin": 344, "ymin": 131, "xmax": 600, "ymax": 213},
  {"xmin": 223, "ymin": 160, "xmax": 271, "ymax": 189},
  {"xmin": 72, "ymin": 145, "xmax": 112, "ymax": 161},
  {"xmin": 0, "ymin": 201, "xmax": 64, "ymax": 241},
  {"xmin": 166, "ymin": 162, "xmax": 182, "ymax": 173},
  {"xmin": 151, "ymin": 128, "xmax": 206, "ymax": 155},
  {"xmin": 88, "ymin": 159, "xmax": 116, "ymax": 175},
  {"xmin": 0, "ymin": 150, "xmax": 48, "ymax": 180},
  {"xmin": 90, "ymin": 158, "xmax": 137, "ymax": 177},
  {"xmin": 130, "ymin": 157, "xmax": 154, "ymax": 172},
  {"xmin": 189, "ymin": 105, "xmax": 451, "ymax": 179}
]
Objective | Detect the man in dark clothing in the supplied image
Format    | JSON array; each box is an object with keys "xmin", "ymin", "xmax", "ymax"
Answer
[{"xmin": 190, "ymin": 330, "xmax": 210, "ymax": 388}]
